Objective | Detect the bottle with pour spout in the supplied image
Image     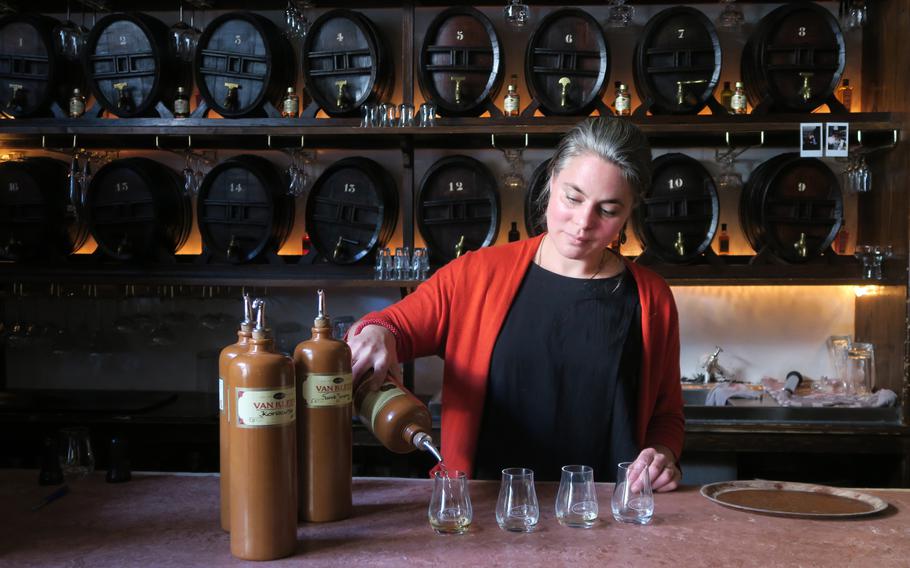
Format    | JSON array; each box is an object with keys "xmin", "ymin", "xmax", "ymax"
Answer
[
  {"xmin": 218, "ymin": 293, "xmax": 253, "ymax": 532},
  {"xmin": 228, "ymin": 299, "xmax": 297, "ymax": 561},
  {"xmin": 293, "ymin": 289, "xmax": 353, "ymax": 522}
]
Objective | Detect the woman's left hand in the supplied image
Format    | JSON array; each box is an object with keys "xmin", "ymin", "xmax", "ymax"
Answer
[{"xmin": 630, "ymin": 446, "xmax": 680, "ymax": 493}]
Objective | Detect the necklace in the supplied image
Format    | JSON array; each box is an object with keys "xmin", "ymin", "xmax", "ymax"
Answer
[{"xmin": 535, "ymin": 236, "xmax": 610, "ymax": 280}]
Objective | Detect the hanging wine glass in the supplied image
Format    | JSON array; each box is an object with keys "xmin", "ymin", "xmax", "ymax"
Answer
[
  {"xmin": 182, "ymin": 150, "xmax": 197, "ymax": 196},
  {"xmin": 605, "ymin": 0, "xmax": 635, "ymax": 29},
  {"xmin": 503, "ymin": 0, "xmax": 530, "ymax": 30},
  {"xmin": 716, "ymin": 0, "xmax": 745, "ymax": 31},
  {"xmin": 501, "ymin": 148, "xmax": 526, "ymax": 191},
  {"xmin": 53, "ymin": 1, "xmax": 87, "ymax": 61},
  {"xmin": 714, "ymin": 147, "xmax": 744, "ymax": 192},
  {"xmin": 171, "ymin": 1, "xmax": 201, "ymax": 62}
]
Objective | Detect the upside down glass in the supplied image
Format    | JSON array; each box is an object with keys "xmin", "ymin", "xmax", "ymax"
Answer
[
  {"xmin": 428, "ymin": 470, "xmax": 472, "ymax": 534},
  {"xmin": 496, "ymin": 468, "xmax": 539, "ymax": 532},
  {"xmin": 555, "ymin": 465, "xmax": 598, "ymax": 528},
  {"xmin": 612, "ymin": 461, "xmax": 654, "ymax": 524},
  {"xmin": 846, "ymin": 342, "xmax": 875, "ymax": 395}
]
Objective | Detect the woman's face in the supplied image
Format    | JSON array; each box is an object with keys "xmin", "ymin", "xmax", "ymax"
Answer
[{"xmin": 545, "ymin": 153, "xmax": 635, "ymax": 262}]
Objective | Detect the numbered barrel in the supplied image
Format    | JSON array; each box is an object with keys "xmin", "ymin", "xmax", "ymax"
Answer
[
  {"xmin": 302, "ymin": 10, "xmax": 390, "ymax": 117},
  {"xmin": 633, "ymin": 7, "xmax": 722, "ymax": 115},
  {"xmin": 418, "ymin": 7, "xmax": 503, "ymax": 117},
  {"xmin": 525, "ymin": 8, "xmax": 610, "ymax": 116},
  {"xmin": 634, "ymin": 153, "xmax": 719, "ymax": 263},
  {"xmin": 85, "ymin": 158, "xmax": 190, "ymax": 261},
  {"xmin": 194, "ymin": 12, "xmax": 295, "ymax": 118},
  {"xmin": 741, "ymin": 3, "xmax": 846, "ymax": 113},
  {"xmin": 0, "ymin": 158, "xmax": 87, "ymax": 260},
  {"xmin": 524, "ymin": 159, "xmax": 550, "ymax": 238},
  {"xmin": 197, "ymin": 155, "xmax": 294, "ymax": 263},
  {"xmin": 82, "ymin": 12, "xmax": 182, "ymax": 118},
  {"xmin": 417, "ymin": 155, "xmax": 500, "ymax": 262},
  {"xmin": 305, "ymin": 157, "xmax": 397, "ymax": 265},
  {"xmin": 740, "ymin": 153, "xmax": 842, "ymax": 263},
  {"xmin": 0, "ymin": 15, "xmax": 77, "ymax": 118}
]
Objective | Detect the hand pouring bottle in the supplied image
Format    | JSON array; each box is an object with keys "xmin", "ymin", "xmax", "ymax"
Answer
[
  {"xmin": 293, "ymin": 289, "xmax": 353, "ymax": 522},
  {"xmin": 219, "ymin": 293, "xmax": 253, "ymax": 532},
  {"xmin": 228, "ymin": 299, "xmax": 297, "ymax": 561}
]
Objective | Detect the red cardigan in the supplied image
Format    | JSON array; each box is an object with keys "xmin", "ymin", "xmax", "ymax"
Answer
[{"xmin": 359, "ymin": 234, "xmax": 685, "ymax": 476}]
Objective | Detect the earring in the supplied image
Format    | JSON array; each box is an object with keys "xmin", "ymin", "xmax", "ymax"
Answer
[{"xmin": 619, "ymin": 226, "xmax": 628, "ymax": 245}]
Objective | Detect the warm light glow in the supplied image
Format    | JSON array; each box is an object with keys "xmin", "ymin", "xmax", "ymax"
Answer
[{"xmin": 853, "ymin": 285, "xmax": 883, "ymax": 297}]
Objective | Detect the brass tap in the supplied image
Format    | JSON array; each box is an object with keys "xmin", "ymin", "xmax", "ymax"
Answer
[
  {"xmin": 675, "ymin": 79, "xmax": 708, "ymax": 106},
  {"xmin": 223, "ymin": 82, "xmax": 240, "ymax": 110},
  {"xmin": 558, "ymin": 77, "xmax": 571, "ymax": 108},
  {"xmin": 7, "ymin": 83, "xmax": 24, "ymax": 109},
  {"xmin": 674, "ymin": 231, "xmax": 686, "ymax": 257},
  {"xmin": 454, "ymin": 235, "xmax": 465, "ymax": 258},
  {"xmin": 113, "ymin": 82, "xmax": 131, "ymax": 110},
  {"xmin": 798, "ymin": 73, "xmax": 814, "ymax": 102},
  {"xmin": 335, "ymin": 80, "xmax": 348, "ymax": 109},
  {"xmin": 794, "ymin": 232, "xmax": 808, "ymax": 258},
  {"xmin": 451, "ymin": 75, "xmax": 466, "ymax": 104},
  {"xmin": 333, "ymin": 235, "xmax": 344, "ymax": 261}
]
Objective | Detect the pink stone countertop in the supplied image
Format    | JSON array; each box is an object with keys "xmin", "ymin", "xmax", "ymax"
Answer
[{"xmin": 2, "ymin": 470, "xmax": 909, "ymax": 568}]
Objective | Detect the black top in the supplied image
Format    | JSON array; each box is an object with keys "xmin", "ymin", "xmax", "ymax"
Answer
[{"xmin": 474, "ymin": 262, "xmax": 642, "ymax": 482}]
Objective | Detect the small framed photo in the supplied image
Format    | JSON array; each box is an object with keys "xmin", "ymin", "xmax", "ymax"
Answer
[
  {"xmin": 824, "ymin": 122, "xmax": 849, "ymax": 157},
  {"xmin": 799, "ymin": 122, "xmax": 824, "ymax": 157}
]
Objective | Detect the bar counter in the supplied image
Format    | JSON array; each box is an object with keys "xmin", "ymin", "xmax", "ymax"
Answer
[{"xmin": 4, "ymin": 470, "xmax": 909, "ymax": 567}]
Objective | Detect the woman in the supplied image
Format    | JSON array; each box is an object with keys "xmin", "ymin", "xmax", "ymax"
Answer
[{"xmin": 349, "ymin": 118, "xmax": 684, "ymax": 492}]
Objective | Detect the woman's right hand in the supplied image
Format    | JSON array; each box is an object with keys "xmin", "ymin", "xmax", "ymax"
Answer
[{"xmin": 347, "ymin": 324, "xmax": 401, "ymax": 392}]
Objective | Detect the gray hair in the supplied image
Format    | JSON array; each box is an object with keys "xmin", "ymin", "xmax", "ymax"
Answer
[{"xmin": 533, "ymin": 118, "xmax": 652, "ymax": 231}]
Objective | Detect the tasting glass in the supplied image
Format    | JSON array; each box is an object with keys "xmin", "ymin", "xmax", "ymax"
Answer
[
  {"xmin": 394, "ymin": 246, "xmax": 411, "ymax": 280},
  {"xmin": 379, "ymin": 102, "xmax": 396, "ymax": 127},
  {"xmin": 428, "ymin": 470, "xmax": 472, "ymax": 535},
  {"xmin": 611, "ymin": 461, "xmax": 654, "ymax": 525},
  {"xmin": 59, "ymin": 426, "xmax": 95, "ymax": 481},
  {"xmin": 398, "ymin": 103, "xmax": 415, "ymax": 127},
  {"xmin": 360, "ymin": 103, "xmax": 376, "ymax": 128},
  {"xmin": 605, "ymin": 0, "xmax": 635, "ymax": 29},
  {"xmin": 555, "ymin": 465, "xmax": 598, "ymax": 528},
  {"xmin": 411, "ymin": 248, "xmax": 430, "ymax": 280},
  {"xmin": 826, "ymin": 335, "xmax": 853, "ymax": 391},
  {"xmin": 418, "ymin": 102, "xmax": 437, "ymax": 127},
  {"xmin": 496, "ymin": 468, "xmax": 539, "ymax": 532},
  {"xmin": 846, "ymin": 342, "xmax": 875, "ymax": 395},
  {"xmin": 716, "ymin": 0, "xmax": 745, "ymax": 31},
  {"xmin": 503, "ymin": 0, "xmax": 530, "ymax": 29},
  {"xmin": 374, "ymin": 247, "xmax": 392, "ymax": 280}
]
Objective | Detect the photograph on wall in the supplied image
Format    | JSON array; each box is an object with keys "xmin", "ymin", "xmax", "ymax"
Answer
[
  {"xmin": 825, "ymin": 123, "xmax": 849, "ymax": 157},
  {"xmin": 799, "ymin": 123, "xmax": 824, "ymax": 157}
]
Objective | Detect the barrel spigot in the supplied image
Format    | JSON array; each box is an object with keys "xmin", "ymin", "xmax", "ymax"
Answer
[
  {"xmin": 226, "ymin": 235, "xmax": 240, "ymax": 262},
  {"xmin": 454, "ymin": 235, "xmax": 465, "ymax": 258},
  {"xmin": 676, "ymin": 79, "xmax": 707, "ymax": 106},
  {"xmin": 335, "ymin": 80, "xmax": 348, "ymax": 109},
  {"xmin": 223, "ymin": 82, "xmax": 240, "ymax": 110},
  {"xmin": 558, "ymin": 77, "xmax": 571, "ymax": 107},
  {"xmin": 8, "ymin": 83, "xmax": 25, "ymax": 110},
  {"xmin": 794, "ymin": 232, "xmax": 808, "ymax": 258},
  {"xmin": 798, "ymin": 73, "xmax": 813, "ymax": 102},
  {"xmin": 450, "ymin": 75, "xmax": 465, "ymax": 104},
  {"xmin": 113, "ymin": 82, "xmax": 132, "ymax": 110},
  {"xmin": 674, "ymin": 231, "xmax": 685, "ymax": 256}
]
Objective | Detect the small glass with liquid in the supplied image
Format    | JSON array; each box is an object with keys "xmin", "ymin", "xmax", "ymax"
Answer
[
  {"xmin": 428, "ymin": 469, "xmax": 472, "ymax": 534},
  {"xmin": 555, "ymin": 465, "xmax": 598, "ymax": 528}
]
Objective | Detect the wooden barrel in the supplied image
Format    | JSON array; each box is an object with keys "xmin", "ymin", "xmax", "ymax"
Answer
[
  {"xmin": 83, "ymin": 12, "xmax": 181, "ymax": 118},
  {"xmin": 634, "ymin": 153, "xmax": 719, "ymax": 263},
  {"xmin": 197, "ymin": 155, "xmax": 294, "ymax": 263},
  {"xmin": 302, "ymin": 9, "xmax": 390, "ymax": 117},
  {"xmin": 417, "ymin": 155, "xmax": 499, "ymax": 263},
  {"xmin": 524, "ymin": 159, "xmax": 550, "ymax": 237},
  {"xmin": 0, "ymin": 15, "xmax": 78, "ymax": 118},
  {"xmin": 85, "ymin": 158, "xmax": 190, "ymax": 261},
  {"xmin": 633, "ymin": 7, "xmax": 721, "ymax": 115},
  {"xmin": 194, "ymin": 12, "xmax": 295, "ymax": 118},
  {"xmin": 0, "ymin": 158, "xmax": 87, "ymax": 260},
  {"xmin": 739, "ymin": 153, "xmax": 842, "ymax": 263},
  {"xmin": 525, "ymin": 8, "xmax": 610, "ymax": 116},
  {"xmin": 418, "ymin": 7, "xmax": 503, "ymax": 117},
  {"xmin": 741, "ymin": 3, "xmax": 846, "ymax": 113},
  {"xmin": 305, "ymin": 157, "xmax": 397, "ymax": 265}
]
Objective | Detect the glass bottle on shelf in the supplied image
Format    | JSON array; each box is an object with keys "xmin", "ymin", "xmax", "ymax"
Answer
[
  {"xmin": 613, "ymin": 81, "xmax": 631, "ymax": 116},
  {"xmin": 68, "ymin": 88, "xmax": 85, "ymax": 118},
  {"xmin": 834, "ymin": 226, "xmax": 849, "ymax": 254},
  {"xmin": 718, "ymin": 223, "xmax": 730, "ymax": 255},
  {"xmin": 508, "ymin": 222, "xmax": 520, "ymax": 242},
  {"xmin": 281, "ymin": 87, "xmax": 299, "ymax": 118},
  {"xmin": 720, "ymin": 81, "xmax": 733, "ymax": 112},
  {"xmin": 836, "ymin": 79, "xmax": 853, "ymax": 112},
  {"xmin": 503, "ymin": 75, "xmax": 520, "ymax": 117},
  {"xmin": 731, "ymin": 81, "xmax": 747, "ymax": 115},
  {"xmin": 174, "ymin": 86, "xmax": 190, "ymax": 118}
]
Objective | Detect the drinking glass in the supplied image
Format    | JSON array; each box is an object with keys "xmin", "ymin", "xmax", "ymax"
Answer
[
  {"xmin": 411, "ymin": 248, "xmax": 430, "ymax": 280},
  {"xmin": 394, "ymin": 246, "xmax": 411, "ymax": 280},
  {"xmin": 360, "ymin": 103, "xmax": 376, "ymax": 128},
  {"xmin": 503, "ymin": 0, "xmax": 530, "ymax": 29},
  {"xmin": 496, "ymin": 468, "xmax": 539, "ymax": 532},
  {"xmin": 59, "ymin": 426, "xmax": 95, "ymax": 481},
  {"xmin": 374, "ymin": 247, "xmax": 392, "ymax": 280},
  {"xmin": 555, "ymin": 465, "xmax": 598, "ymax": 528},
  {"xmin": 611, "ymin": 461, "xmax": 654, "ymax": 525},
  {"xmin": 826, "ymin": 335, "xmax": 852, "ymax": 391},
  {"xmin": 418, "ymin": 102, "xmax": 436, "ymax": 127},
  {"xmin": 846, "ymin": 342, "xmax": 875, "ymax": 395},
  {"xmin": 428, "ymin": 470, "xmax": 472, "ymax": 535},
  {"xmin": 716, "ymin": 0, "xmax": 745, "ymax": 31},
  {"xmin": 398, "ymin": 103, "xmax": 415, "ymax": 127},
  {"xmin": 605, "ymin": 0, "xmax": 635, "ymax": 29},
  {"xmin": 170, "ymin": 1, "xmax": 201, "ymax": 63}
]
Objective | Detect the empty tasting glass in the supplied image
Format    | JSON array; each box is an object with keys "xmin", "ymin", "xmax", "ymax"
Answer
[
  {"xmin": 379, "ymin": 102, "xmax": 397, "ymax": 127},
  {"xmin": 605, "ymin": 0, "xmax": 635, "ymax": 28},
  {"xmin": 846, "ymin": 342, "xmax": 875, "ymax": 395},
  {"xmin": 411, "ymin": 248, "xmax": 430, "ymax": 280},
  {"xmin": 496, "ymin": 467, "xmax": 539, "ymax": 532},
  {"xmin": 555, "ymin": 465, "xmax": 598, "ymax": 528},
  {"xmin": 374, "ymin": 247, "xmax": 392, "ymax": 280},
  {"xmin": 360, "ymin": 103, "xmax": 376, "ymax": 128},
  {"xmin": 855, "ymin": 244, "xmax": 893, "ymax": 280},
  {"xmin": 59, "ymin": 426, "xmax": 95, "ymax": 481},
  {"xmin": 394, "ymin": 246, "xmax": 411, "ymax": 280},
  {"xmin": 612, "ymin": 461, "xmax": 654, "ymax": 525},
  {"xmin": 428, "ymin": 470, "xmax": 472, "ymax": 535},
  {"xmin": 398, "ymin": 103, "xmax": 415, "ymax": 127},
  {"xmin": 826, "ymin": 335, "xmax": 853, "ymax": 392},
  {"xmin": 503, "ymin": 0, "xmax": 530, "ymax": 29},
  {"xmin": 418, "ymin": 102, "xmax": 437, "ymax": 127}
]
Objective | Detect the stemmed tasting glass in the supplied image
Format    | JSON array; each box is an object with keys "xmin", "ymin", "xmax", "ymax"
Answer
[
  {"xmin": 54, "ymin": 1, "xmax": 87, "ymax": 61},
  {"xmin": 170, "ymin": 1, "xmax": 201, "ymax": 63}
]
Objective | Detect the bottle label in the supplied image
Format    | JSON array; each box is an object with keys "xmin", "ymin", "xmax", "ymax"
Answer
[
  {"xmin": 504, "ymin": 94, "xmax": 519, "ymax": 114},
  {"xmin": 69, "ymin": 98, "xmax": 84, "ymax": 117},
  {"xmin": 731, "ymin": 93, "xmax": 746, "ymax": 111},
  {"xmin": 302, "ymin": 372, "xmax": 353, "ymax": 407},
  {"xmin": 282, "ymin": 97, "xmax": 299, "ymax": 117},
  {"xmin": 174, "ymin": 98, "xmax": 190, "ymax": 115},
  {"xmin": 358, "ymin": 382, "xmax": 405, "ymax": 433},
  {"xmin": 235, "ymin": 386, "xmax": 296, "ymax": 427},
  {"xmin": 615, "ymin": 94, "xmax": 630, "ymax": 113},
  {"xmin": 219, "ymin": 377, "xmax": 224, "ymax": 412}
]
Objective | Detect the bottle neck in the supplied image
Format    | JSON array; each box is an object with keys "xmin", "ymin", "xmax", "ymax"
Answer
[
  {"xmin": 310, "ymin": 325, "xmax": 333, "ymax": 340},
  {"xmin": 247, "ymin": 337, "xmax": 273, "ymax": 352}
]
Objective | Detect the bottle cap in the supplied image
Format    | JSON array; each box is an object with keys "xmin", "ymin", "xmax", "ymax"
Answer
[
  {"xmin": 721, "ymin": 223, "xmax": 727, "ymax": 231},
  {"xmin": 177, "ymin": 86, "xmax": 186, "ymax": 94},
  {"xmin": 735, "ymin": 81, "xmax": 744, "ymax": 88},
  {"xmin": 73, "ymin": 88, "xmax": 81, "ymax": 95},
  {"xmin": 287, "ymin": 86, "xmax": 295, "ymax": 94},
  {"xmin": 724, "ymin": 81, "xmax": 730, "ymax": 88},
  {"xmin": 615, "ymin": 81, "xmax": 621, "ymax": 88}
]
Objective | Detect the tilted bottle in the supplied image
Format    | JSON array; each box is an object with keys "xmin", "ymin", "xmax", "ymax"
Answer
[
  {"xmin": 218, "ymin": 293, "xmax": 253, "ymax": 532},
  {"xmin": 228, "ymin": 300, "xmax": 297, "ymax": 561},
  {"xmin": 293, "ymin": 289, "xmax": 353, "ymax": 522},
  {"xmin": 353, "ymin": 369, "xmax": 442, "ymax": 461}
]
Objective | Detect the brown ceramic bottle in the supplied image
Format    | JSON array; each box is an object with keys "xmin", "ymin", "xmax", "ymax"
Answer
[
  {"xmin": 293, "ymin": 289, "xmax": 353, "ymax": 522},
  {"xmin": 219, "ymin": 294, "xmax": 253, "ymax": 532},
  {"xmin": 228, "ymin": 300, "xmax": 297, "ymax": 561},
  {"xmin": 353, "ymin": 371, "xmax": 442, "ymax": 462}
]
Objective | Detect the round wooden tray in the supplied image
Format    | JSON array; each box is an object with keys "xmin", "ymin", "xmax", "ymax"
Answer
[{"xmin": 700, "ymin": 480, "xmax": 888, "ymax": 519}]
